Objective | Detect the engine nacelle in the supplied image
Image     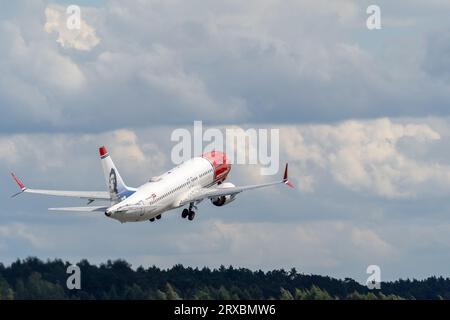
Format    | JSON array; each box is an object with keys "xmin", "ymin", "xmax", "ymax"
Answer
[{"xmin": 211, "ymin": 182, "xmax": 237, "ymax": 207}]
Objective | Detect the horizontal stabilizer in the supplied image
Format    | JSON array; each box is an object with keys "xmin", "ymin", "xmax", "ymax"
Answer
[{"xmin": 48, "ymin": 206, "xmax": 109, "ymax": 213}]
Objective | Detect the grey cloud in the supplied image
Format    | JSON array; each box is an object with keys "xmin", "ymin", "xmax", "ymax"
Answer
[
  {"xmin": 281, "ymin": 118, "xmax": 450, "ymax": 199},
  {"xmin": 424, "ymin": 30, "xmax": 450, "ymax": 82},
  {"xmin": 0, "ymin": 0, "xmax": 450, "ymax": 133}
]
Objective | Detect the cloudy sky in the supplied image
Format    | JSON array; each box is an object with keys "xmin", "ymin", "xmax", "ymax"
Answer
[{"xmin": 2, "ymin": 0, "xmax": 450, "ymax": 283}]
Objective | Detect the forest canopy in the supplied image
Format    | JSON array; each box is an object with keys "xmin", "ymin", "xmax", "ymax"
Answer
[{"xmin": 0, "ymin": 257, "xmax": 447, "ymax": 300}]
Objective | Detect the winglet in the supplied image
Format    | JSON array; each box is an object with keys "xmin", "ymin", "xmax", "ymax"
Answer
[
  {"xmin": 283, "ymin": 163, "xmax": 294, "ymax": 188},
  {"xmin": 11, "ymin": 173, "xmax": 26, "ymax": 191},
  {"xmin": 11, "ymin": 173, "xmax": 27, "ymax": 197}
]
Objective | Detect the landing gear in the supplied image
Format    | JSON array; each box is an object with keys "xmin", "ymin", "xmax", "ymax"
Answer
[
  {"xmin": 182, "ymin": 203, "xmax": 197, "ymax": 221},
  {"xmin": 149, "ymin": 214, "xmax": 162, "ymax": 222}
]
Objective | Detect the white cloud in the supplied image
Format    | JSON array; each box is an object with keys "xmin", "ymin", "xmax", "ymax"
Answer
[
  {"xmin": 91, "ymin": 45, "xmax": 248, "ymax": 122},
  {"xmin": 0, "ymin": 223, "xmax": 47, "ymax": 249},
  {"xmin": 112, "ymin": 130, "xmax": 146, "ymax": 162},
  {"xmin": 351, "ymin": 227, "xmax": 394, "ymax": 257},
  {"xmin": 282, "ymin": 118, "xmax": 450, "ymax": 198},
  {"xmin": 0, "ymin": 19, "xmax": 85, "ymax": 118},
  {"xmin": 0, "ymin": 138, "xmax": 18, "ymax": 163},
  {"xmin": 3, "ymin": 118, "xmax": 450, "ymax": 201},
  {"xmin": 0, "ymin": 1, "xmax": 449, "ymax": 133},
  {"xmin": 1, "ymin": 128, "xmax": 168, "ymax": 188},
  {"xmin": 44, "ymin": 5, "xmax": 100, "ymax": 51}
]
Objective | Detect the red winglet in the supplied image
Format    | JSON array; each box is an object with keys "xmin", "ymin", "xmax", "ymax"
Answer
[
  {"xmin": 283, "ymin": 163, "xmax": 294, "ymax": 188},
  {"xmin": 11, "ymin": 173, "xmax": 26, "ymax": 191},
  {"xmin": 99, "ymin": 146, "xmax": 108, "ymax": 157}
]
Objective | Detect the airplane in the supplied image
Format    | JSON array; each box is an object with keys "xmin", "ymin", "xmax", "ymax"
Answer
[{"xmin": 11, "ymin": 146, "xmax": 293, "ymax": 223}]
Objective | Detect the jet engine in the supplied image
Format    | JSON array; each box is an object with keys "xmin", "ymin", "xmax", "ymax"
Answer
[{"xmin": 211, "ymin": 182, "xmax": 237, "ymax": 206}]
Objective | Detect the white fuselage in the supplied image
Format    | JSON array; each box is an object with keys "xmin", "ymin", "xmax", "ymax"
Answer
[{"xmin": 107, "ymin": 157, "xmax": 220, "ymax": 222}]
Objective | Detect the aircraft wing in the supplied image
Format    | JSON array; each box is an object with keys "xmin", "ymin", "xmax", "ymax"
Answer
[
  {"xmin": 11, "ymin": 173, "xmax": 110, "ymax": 201},
  {"xmin": 49, "ymin": 206, "xmax": 109, "ymax": 213},
  {"xmin": 181, "ymin": 163, "xmax": 293, "ymax": 205}
]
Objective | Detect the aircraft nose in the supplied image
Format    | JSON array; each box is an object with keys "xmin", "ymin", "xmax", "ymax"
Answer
[{"xmin": 105, "ymin": 208, "xmax": 113, "ymax": 217}]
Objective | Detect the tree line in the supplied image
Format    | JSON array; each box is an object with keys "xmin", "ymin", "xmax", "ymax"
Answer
[{"xmin": 0, "ymin": 257, "xmax": 448, "ymax": 299}]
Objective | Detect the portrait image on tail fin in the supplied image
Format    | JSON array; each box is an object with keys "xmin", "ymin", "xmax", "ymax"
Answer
[{"xmin": 109, "ymin": 168, "xmax": 118, "ymax": 200}]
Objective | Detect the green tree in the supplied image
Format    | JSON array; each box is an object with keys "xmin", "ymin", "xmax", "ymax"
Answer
[
  {"xmin": 378, "ymin": 292, "xmax": 403, "ymax": 300},
  {"xmin": 366, "ymin": 292, "xmax": 378, "ymax": 300},
  {"xmin": 193, "ymin": 287, "xmax": 212, "ymax": 300},
  {"xmin": 14, "ymin": 279, "xmax": 26, "ymax": 300},
  {"xmin": 165, "ymin": 283, "xmax": 181, "ymax": 300},
  {"xmin": 279, "ymin": 287, "xmax": 294, "ymax": 300},
  {"xmin": 347, "ymin": 291, "xmax": 379, "ymax": 300},
  {"xmin": 347, "ymin": 291, "xmax": 365, "ymax": 300},
  {"xmin": 124, "ymin": 284, "xmax": 146, "ymax": 299},
  {"xmin": 0, "ymin": 277, "xmax": 14, "ymax": 300},
  {"xmin": 155, "ymin": 289, "xmax": 167, "ymax": 300},
  {"xmin": 306, "ymin": 285, "xmax": 333, "ymax": 300},
  {"xmin": 294, "ymin": 288, "xmax": 307, "ymax": 300},
  {"xmin": 24, "ymin": 272, "xmax": 66, "ymax": 299},
  {"xmin": 0, "ymin": 256, "xmax": 437, "ymax": 300},
  {"xmin": 217, "ymin": 286, "xmax": 231, "ymax": 300}
]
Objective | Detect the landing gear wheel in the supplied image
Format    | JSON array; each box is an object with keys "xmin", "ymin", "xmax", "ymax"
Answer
[
  {"xmin": 150, "ymin": 218, "xmax": 155, "ymax": 222},
  {"xmin": 182, "ymin": 208, "xmax": 189, "ymax": 219},
  {"xmin": 156, "ymin": 215, "xmax": 161, "ymax": 220},
  {"xmin": 188, "ymin": 211, "xmax": 195, "ymax": 221}
]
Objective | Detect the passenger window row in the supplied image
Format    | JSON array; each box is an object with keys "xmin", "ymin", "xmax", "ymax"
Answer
[{"xmin": 150, "ymin": 168, "xmax": 213, "ymax": 204}]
